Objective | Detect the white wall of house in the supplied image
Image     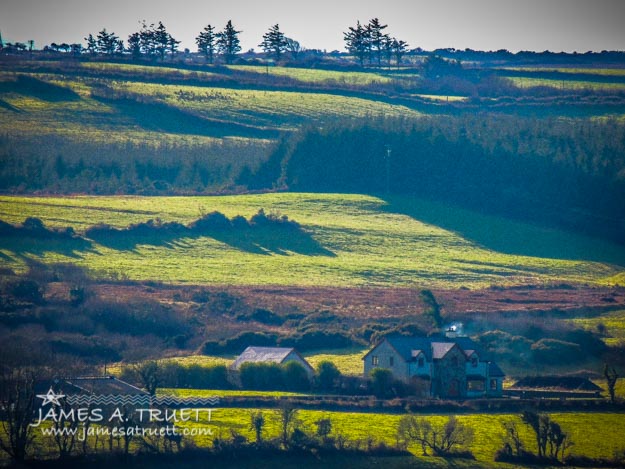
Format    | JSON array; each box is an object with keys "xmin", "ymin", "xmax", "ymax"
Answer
[
  {"xmin": 282, "ymin": 351, "xmax": 315, "ymax": 377},
  {"xmin": 363, "ymin": 340, "xmax": 408, "ymax": 379}
]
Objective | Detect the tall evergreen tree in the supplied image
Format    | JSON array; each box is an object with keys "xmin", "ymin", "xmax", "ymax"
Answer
[
  {"xmin": 127, "ymin": 32, "xmax": 141, "ymax": 60},
  {"xmin": 382, "ymin": 36, "xmax": 393, "ymax": 67},
  {"xmin": 391, "ymin": 38, "xmax": 409, "ymax": 66},
  {"xmin": 96, "ymin": 28, "xmax": 119, "ymax": 55},
  {"xmin": 196, "ymin": 24, "xmax": 217, "ymax": 64},
  {"xmin": 367, "ymin": 18, "xmax": 388, "ymax": 66},
  {"xmin": 216, "ymin": 20, "xmax": 241, "ymax": 64},
  {"xmin": 344, "ymin": 20, "xmax": 369, "ymax": 67},
  {"xmin": 167, "ymin": 34, "xmax": 180, "ymax": 58},
  {"xmin": 259, "ymin": 24, "xmax": 287, "ymax": 61},
  {"xmin": 84, "ymin": 33, "xmax": 97, "ymax": 56},
  {"xmin": 154, "ymin": 21, "xmax": 170, "ymax": 61},
  {"xmin": 138, "ymin": 21, "xmax": 157, "ymax": 58}
]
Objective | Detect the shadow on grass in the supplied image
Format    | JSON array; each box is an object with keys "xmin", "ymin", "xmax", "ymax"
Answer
[
  {"xmin": 382, "ymin": 195, "xmax": 625, "ymax": 267},
  {"xmin": 0, "ymin": 98, "xmax": 21, "ymax": 112},
  {"xmin": 87, "ymin": 226, "xmax": 335, "ymax": 257},
  {"xmin": 0, "ymin": 75, "xmax": 80, "ymax": 102},
  {"xmin": 0, "ymin": 235, "xmax": 96, "ymax": 260},
  {"xmin": 93, "ymin": 95, "xmax": 281, "ymax": 140}
]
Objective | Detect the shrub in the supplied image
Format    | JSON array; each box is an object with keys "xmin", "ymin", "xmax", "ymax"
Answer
[
  {"xmin": 188, "ymin": 211, "xmax": 232, "ymax": 232},
  {"xmin": 251, "ymin": 308, "xmax": 284, "ymax": 325},
  {"xmin": 316, "ymin": 361, "xmax": 341, "ymax": 392},
  {"xmin": 84, "ymin": 298, "xmax": 189, "ymax": 338},
  {"xmin": 283, "ymin": 361, "xmax": 310, "ymax": 392},
  {"xmin": 240, "ymin": 362, "xmax": 284, "ymax": 390},
  {"xmin": 11, "ymin": 279, "xmax": 45, "ymax": 305},
  {"xmin": 531, "ymin": 338, "xmax": 582, "ymax": 364},
  {"xmin": 369, "ymin": 368, "xmax": 394, "ymax": 398}
]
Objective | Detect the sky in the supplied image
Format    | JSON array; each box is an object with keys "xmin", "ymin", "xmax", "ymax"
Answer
[{"xmin": 1, "ymin": 0, "xmax": 624, "ymax": 54}]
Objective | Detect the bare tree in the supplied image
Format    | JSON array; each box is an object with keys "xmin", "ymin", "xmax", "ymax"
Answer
[
  {"xmin": 397, "ymin": 415, "xmax": 474, "ymax": 456},
  {"xmin": 522, "ymin": 410, "xmax": 549, "ymax": 459},
  {"xmin": 134, "ymin": 360, "xmax": 160, "ymax": 396},
  {"xmin": 276, "ymin": 402, "xmax": 299, "ymax": 449},
  {"xmin": 0, "ymin": 369, "xmax": 37, "ymax": 462},
  {"xmin": 250, "ymin": 410, "xmax": 265, "ymax": 445},
  {"xmin": 53, "ymin": 400, "xmax": 79, "ymax": 459},
  {"xmin": 285, "ymin": 37, "xmax": 302, "ymax": 61},
  {"xmin": 500, "ymin": 420, "xmax": 524, "ymax": 458}
]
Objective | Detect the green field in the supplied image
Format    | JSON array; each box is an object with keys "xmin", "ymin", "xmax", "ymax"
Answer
[
  {"xmin": 506, "ymin": 76, "xmax": 625, "ymax": 91},
  {"xmin": 569, "ymin": 310, "xmax": 625, "ymax": 346},
  {"xmin": 169, "ymin": 407, "xmax": 625, "ymax": 464},
  {"xmin": 20, "ymin": 407, "xmax": 625, "ymax": 467},
  {"xmin": 229, "ymin": 64, "xmax": 396, "ymax": 85},
  {"xmin": 1, "ymin": 193, "xmax": 624, "ymax": 288},
  {"xmin": 107, "ymin": 79, "xmax": 421, "ymax": 131},
  {"xmin": 502, "ymin": 67, "xmax": 625, "ymax": 77},
  {"xmin": 127, "ymin": 348, "xmax": 367, "ymax": 377},
  {"xmin": 0, "ymin": 67, "xmax": 420, "ymax": 141}
]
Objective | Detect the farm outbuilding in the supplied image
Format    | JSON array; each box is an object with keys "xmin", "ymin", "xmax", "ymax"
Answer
[
  {"xmin": 505, "ymin": 376, "xmax": 603, "ymax": 398},
  {"xmin": 231, "ymin": 346, "xmax": 315, "ymax": 378}
]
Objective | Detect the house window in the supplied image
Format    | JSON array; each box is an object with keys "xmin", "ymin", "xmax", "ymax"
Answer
[
  {"xmin": 490, "ymin": 379, "xmax": 498, "ymax": 390},
  {"xmin": 372, "ymin": 356, "xmax": 379, "ymax": 366},
  {"xmin": 468, "ymin": 380, "xmax": 485, "ymax": 391},
  {"xmin": 451, "ymin": 356, "xmax": 458, "ymax": 367},
  {"xmin": 471, "ymin": 357, "xmax": 478, "ymax": 367},
  {"xmin": 389, "ymin": 356, "xmax": 394, "ymax": 366},
  {"xmin": 418, "ymin": 357, "xmax": 424, "ymax": 367}
]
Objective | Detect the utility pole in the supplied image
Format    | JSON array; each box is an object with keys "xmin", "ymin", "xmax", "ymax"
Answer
[{"xmin": 384, "ymin": 145, "xmax": 391, "ymax": 194}]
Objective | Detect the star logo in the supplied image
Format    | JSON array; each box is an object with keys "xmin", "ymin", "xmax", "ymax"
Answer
[{"xmin": 36, "ymin": 388, "xmax": 65, "ymax": 406}]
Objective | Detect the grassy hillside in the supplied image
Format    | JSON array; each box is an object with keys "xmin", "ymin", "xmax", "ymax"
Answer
[
  {"xmin": 1, "ymin": 193, "xmax": 623, "ymax": 288},
  {"xmin": 126, "ymin": 405, "xmax": 625, "ymax": 465}
]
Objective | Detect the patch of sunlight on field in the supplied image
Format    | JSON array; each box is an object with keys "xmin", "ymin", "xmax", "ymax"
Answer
[
  {"xmin": 592, "ymin": 378, "xmax": 625, "ymax": 399},
  {"xmin": 604, "ymin": 271, "xmax": 625, "ymax": 286},
  {"xmin": 0, "ymin": 193, "xmax": 623, "ymax": 288},
  {"xmin": 229, "ymin": 65, "xmax": 393, "ymax": 85},
  {"xmin": 165, "ymin": 355, "xmax": 234, "ymax": 367},
  {"xmin": 303, "ymin": 348, "xmax": 367, "ymax": 375},
  {"xmin": 507, "ymin": 76, "xmax": 625, "ymax": 91},
  {"xmin": 112, "ymin": 81, "xmax": 422, "ymax": 129},
  {"xmin": 113, "ymin": 350, "xmax": 364, "ymax": 377},
  {"xmin": 502, "ymin": 67, "xmax": 625, "ymax": 76},
  {"xmin": 80, "ymin": 62, "xmax": 217, "ymax": 79},
  {"xmin": 416, "ymin": 94, "xmax": 468, "ymax": 102},
  {"xmin": 568, "ymin": 310, "xmax": 625, "ymax": 346}
]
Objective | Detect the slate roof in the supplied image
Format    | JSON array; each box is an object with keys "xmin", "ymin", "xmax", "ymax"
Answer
[
  {"xmin": 231, "ymin": 346, "xmax": 313, "ymax": 371},
  {"xmin": 512, "ymin": 376, "xmax": 601, "ymax": 391},
  {"xmin": 366, "ymin": 335, "xmax": 489, "ymax": 363},
  {"xmin": 431, "ymin": 342, "xmax": 458, "ymax": 359},
  {"xmin": 488, "ymin": 362, "xmax": 506, "ymax": 378}
]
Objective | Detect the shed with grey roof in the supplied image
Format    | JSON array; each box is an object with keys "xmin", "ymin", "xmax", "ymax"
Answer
[{"xmin": 231, "ymin": 346, "xmax": 314, "ymax": 377}]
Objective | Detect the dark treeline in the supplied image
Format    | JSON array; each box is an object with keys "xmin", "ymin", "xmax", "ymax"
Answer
[
  {"xmin": 245, "ymin": 115, "xmax": 625, "ymax": 244},
  {"xmin": 0, "ymin": 132, "xmax": 269, "ymax": 194}
]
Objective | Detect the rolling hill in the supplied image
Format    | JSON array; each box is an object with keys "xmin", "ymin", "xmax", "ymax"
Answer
[{"xmin": 1, "ymin": 193, "xmax": 623, "ymax": 288}]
